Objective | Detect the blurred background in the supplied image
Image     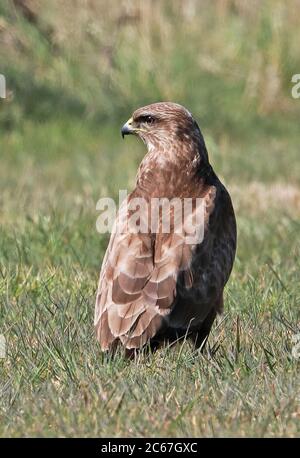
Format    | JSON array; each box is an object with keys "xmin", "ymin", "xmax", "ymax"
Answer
[
  {"xmin": 0, "ymin": 0, "xmax": 299, "ymax": 437},
  {"xmin": 1, "ymin": 0, "xmax": 300, "ymax": 260},
  {"xmin": 1, "ymin": 0, "xmax": 300, "ymax": 218},
  {"xmin": 1, "ymin": 0, "xmax": 300, "ymax": 268}
]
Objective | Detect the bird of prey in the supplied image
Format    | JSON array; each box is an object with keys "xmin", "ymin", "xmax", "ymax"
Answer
[{"xmin": 95, "ymin": 102, "xmax": 236, "ymax": 352}]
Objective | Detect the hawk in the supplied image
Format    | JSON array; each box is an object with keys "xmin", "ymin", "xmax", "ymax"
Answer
[{"xmin": 95, "ymin": 102, "xmax": 236, "ymax": 352}]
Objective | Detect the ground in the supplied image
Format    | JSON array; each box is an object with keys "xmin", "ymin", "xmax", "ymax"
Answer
[{"xmin": 0, "ymin": 0, "xmax": 299, "ymax": 437}]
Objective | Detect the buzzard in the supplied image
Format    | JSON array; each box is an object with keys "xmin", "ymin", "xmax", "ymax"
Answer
[{"xmin": 95, "ymin": 102, "xmax": 236, "ymax": 351}]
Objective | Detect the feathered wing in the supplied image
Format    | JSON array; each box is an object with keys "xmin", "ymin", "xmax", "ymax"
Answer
[
  {"xmin": 94, "ymin": 199, "xmax": 185, "ymax": 350},
  {"xmin": 95, "ymin": 187, "xmax": 216, "ymax": 350}
]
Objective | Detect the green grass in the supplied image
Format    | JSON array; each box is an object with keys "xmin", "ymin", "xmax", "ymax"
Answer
[
  {"xmin": 0, "ymin": 0, "xmax": 300, "ymax": 437},
  {"xmin": 0, "ymin": 118, "xmax": 299, "ymax": 437}
]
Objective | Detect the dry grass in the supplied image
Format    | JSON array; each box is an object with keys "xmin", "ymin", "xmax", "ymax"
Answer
[{"xmin": 232, "ymin": 182, "xmax": 300, "ymax": 216}]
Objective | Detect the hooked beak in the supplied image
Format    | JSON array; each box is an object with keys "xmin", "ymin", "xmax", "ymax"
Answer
[{"xmin": 121, "ymin": 117, "xmax": 134, "ymax": 139}]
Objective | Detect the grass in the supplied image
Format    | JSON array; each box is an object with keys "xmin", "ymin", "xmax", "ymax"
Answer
[{"xmin": 0, "ymin": 0, "xmax": 300, "ymax": 437}]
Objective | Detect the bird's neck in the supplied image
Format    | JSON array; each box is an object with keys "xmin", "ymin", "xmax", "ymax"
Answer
[
  {"xmin": 144, "ymin": 132, "xmax": 210, "ymax": 172},
  {"xmin": 136, "ymin": 138, "xmax": 212, "ymax": 198}
]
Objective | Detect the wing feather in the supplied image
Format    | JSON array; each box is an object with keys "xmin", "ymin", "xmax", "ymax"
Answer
[{"xmin": 95, "ymin": 186, "xmax": 216, "ymax": 350}]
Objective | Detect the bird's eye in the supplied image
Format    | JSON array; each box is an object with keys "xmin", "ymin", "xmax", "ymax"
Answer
[
  {"xmin": 145, "ymin": 116, "xmax": 155, "ymax": 124},
  {"xmin": 137, "ymin": 115, "xmax": 155, "ymax": 125}
]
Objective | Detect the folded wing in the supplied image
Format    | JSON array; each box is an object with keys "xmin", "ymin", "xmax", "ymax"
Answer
[{"xmin": 95, "ymin": 188, "xmax": 215, "ymax": 350}]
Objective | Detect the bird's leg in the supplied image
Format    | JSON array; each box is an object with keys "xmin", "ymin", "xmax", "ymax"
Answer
[{"xmin": 190, "ymin": 307, "xmax": 217, "ymax": 353}]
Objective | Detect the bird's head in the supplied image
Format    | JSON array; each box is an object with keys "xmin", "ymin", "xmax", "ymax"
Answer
[{"xmin": 121, "ymin": 102, "xmax": 204, "ymax": 154}]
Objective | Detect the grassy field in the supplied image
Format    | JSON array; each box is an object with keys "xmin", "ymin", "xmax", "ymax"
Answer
[{"xmin": 0, "ymin": 0, "xmax": 299, "ymax": 437}]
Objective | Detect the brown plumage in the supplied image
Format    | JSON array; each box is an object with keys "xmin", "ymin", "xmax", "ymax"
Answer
[{"xmin": 95, "ymin": 102, "xmax": 236, "ymax": 351}]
